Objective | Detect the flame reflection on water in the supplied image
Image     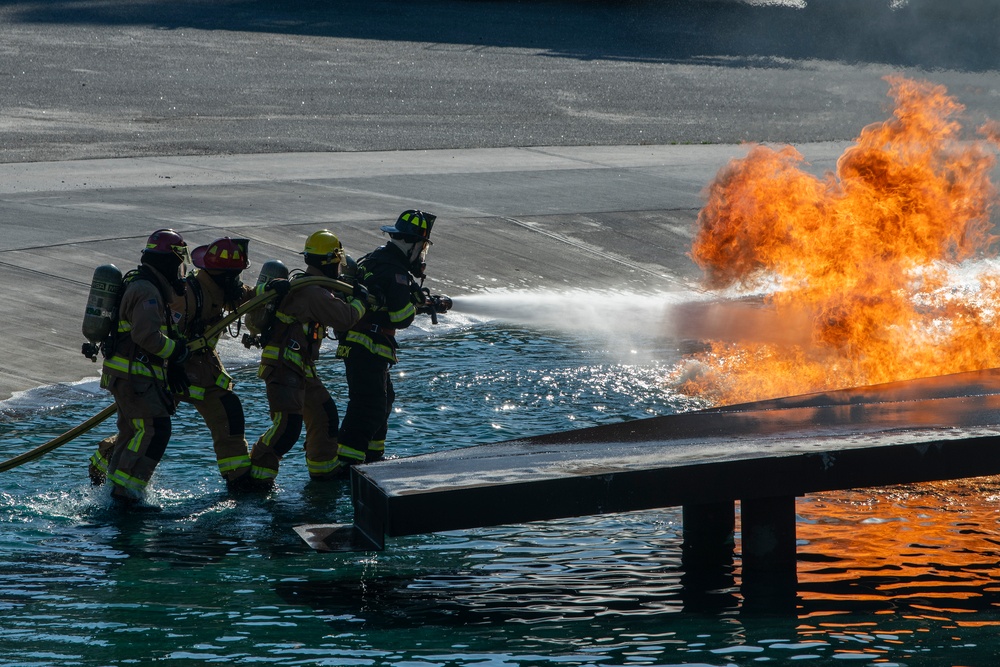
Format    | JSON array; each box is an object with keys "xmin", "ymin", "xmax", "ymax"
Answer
[{"xmin": 795, "ymin": 479, "xmax": 1000, "ymax": 615}]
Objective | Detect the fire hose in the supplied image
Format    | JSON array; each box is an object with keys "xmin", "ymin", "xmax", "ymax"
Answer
[{"xmin": 0, "ymin": 276, "xmax": 364, "ymax": 472}]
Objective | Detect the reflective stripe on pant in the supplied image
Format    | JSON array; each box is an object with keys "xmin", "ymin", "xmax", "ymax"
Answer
[
  {"xmin": 366, "ymin": 439, "xmax": 385, "ymax": 463},
  {"xmin": 337, "ymin": 347, "xmax": 394, "ymax": 466},
  {"xmin": 184, "ymin": 386, "xmax": 252, "ymax": 483},
  {"xmin": 89, "ymin": 434, "xmax": 117, "ymax": 475},
  {"xmin": 105, "ymin": 375, "xmax": 172, "ymax": 496},
  {"xmin": 251, "ymin": 365, "xmax": 341, "ymax": 482},
  {"xmin": 250, "ymin": 411, "xmax": 303, "ymax": 482},
  {"xmin": 303, "ymin": 390, "xmax": 340, "ymax": 478}
]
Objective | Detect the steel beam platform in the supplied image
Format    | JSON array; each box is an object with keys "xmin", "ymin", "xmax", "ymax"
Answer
[{"xmin": 295, "ymin": 368, "xmax": 1000, "ymax": 592}]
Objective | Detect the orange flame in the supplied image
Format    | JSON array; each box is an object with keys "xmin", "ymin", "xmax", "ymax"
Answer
[{"xmin": 681, "ymin": 77, "xmax": 1000, "ymax": 405}]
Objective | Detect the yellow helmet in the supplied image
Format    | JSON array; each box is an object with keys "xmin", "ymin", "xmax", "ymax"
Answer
[{"xmin": 301, "ymin": 230, "xmax": 344, "ymax": 266}]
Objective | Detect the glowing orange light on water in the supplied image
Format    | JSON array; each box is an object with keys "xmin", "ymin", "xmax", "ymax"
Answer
[
  {"xmin": 682, "ymin": 77, "xmax": 1000, "ymax": 405},
  {"xmin": 794, "ymin": 482, "xmax": 1000, "ymax": 611}
]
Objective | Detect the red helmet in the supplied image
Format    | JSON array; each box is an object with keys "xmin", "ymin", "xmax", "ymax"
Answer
[
  {"xmin": 143, "ymin": 229, "xmax": 189, "ymax": 262},
  {"xmin": 192, "ymin": 237, "xmax": 250, "ymax": 271}
]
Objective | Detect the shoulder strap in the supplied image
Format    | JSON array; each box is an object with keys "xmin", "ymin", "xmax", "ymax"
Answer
[
  {"xmin": 133, "ymin": 265, "xmax": 179, "ymax": 338},
  {"xmin": 187, "ymin": 277, "xmax": 206, "ymax": 336}
]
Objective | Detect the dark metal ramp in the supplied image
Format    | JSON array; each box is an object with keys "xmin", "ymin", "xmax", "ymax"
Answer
[{"xmin": 295, "ymin": 368, "xmax": 1000, "ymax": 567}]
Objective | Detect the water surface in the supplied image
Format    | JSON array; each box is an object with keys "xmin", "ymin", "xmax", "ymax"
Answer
[{"xmin": 2, "ymin": 314, "xmax": 999, "ymax": 666}]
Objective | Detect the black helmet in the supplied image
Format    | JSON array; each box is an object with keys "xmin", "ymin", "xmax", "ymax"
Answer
[{"xmin": 380, "ymin": 210, "xmax": 435, "ymax": 244}]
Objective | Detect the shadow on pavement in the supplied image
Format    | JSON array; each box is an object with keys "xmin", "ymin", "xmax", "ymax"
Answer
[{"xmin": 2, "ymin": 0, "xmax": 997, "ymax": 72}]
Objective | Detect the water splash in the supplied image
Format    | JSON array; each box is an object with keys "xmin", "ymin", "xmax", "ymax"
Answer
[{"xmin": 0, "ymin": 378, "xmax": 104, "ymax": 422}]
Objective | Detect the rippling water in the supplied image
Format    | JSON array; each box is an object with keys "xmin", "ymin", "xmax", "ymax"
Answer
[{"xmin": 2, "ymin": 311, "xmax": 1000, "ymax": 666}]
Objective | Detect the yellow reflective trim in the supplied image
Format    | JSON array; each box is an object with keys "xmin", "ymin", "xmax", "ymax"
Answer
[
  {"xmin": 103, "ymin": 356, "xmax": 130, "ymax": 374},
  {"xmin": 184, "ymin": 372, "xmax": 232, "ymax": 398},
  {"xmin": 109, "ymin": 470, "xmax": 147, "ymax": 492},
  {"xmin": 126, "ymin": 419, "xmax": 146, "ymax": 453},
  {"xmin": 283, "ymin": 347, "xmax": 304, "ymax": 371},
  {"xmin": 156, "ymin": 337, "xmax": 176, "ymax": 359},
  {"xmin": 306, "ymin": 457, "xmax": 341, "ymax": 475},
  {"xmin": 215, "ymin": 371, "xmax": 233, "ymax": 390},
  {"xmin": 118, "ymin": 321, "xmax": 172, "ymax": 334},
  {"xmin": 89, "ymin": 450, "xmax": 110, "ymax": 471},
  {"xmin": 218, "ymin": 454, "xmax": 251, "ymax": 474},
  {"xmin": 262, "ymin": 413, "xmax": 283, "ymax": 447},
  {"xmin": 336, "ymin": 443, "xmax": 365, "ymax": 462},
  {"xmin": 103, "ymin": 356, "xmax": 166, "ymax": 380},
  {"xmin": 251, "ymin": 465, "xmax": 277, "ymax": 481},
  {"xmin": 389, "ymin": 302, "xmax": 416, "ymax": 324},
  {"xmin": 344, "ymin": 331, "xmax": 395, "ymax": 359}
]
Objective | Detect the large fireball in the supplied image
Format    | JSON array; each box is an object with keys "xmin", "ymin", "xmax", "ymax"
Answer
[{"xmin": 681, "ymin": 77, "xmax": 1000, "ymax": 405}]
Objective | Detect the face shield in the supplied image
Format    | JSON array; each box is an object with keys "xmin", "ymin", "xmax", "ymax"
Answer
[
  {"xmin": 410, "ymin": 240, "xmax": 429, "ymax": 266},
  {"xmin": 170, "ymin": 243, "xmax": 192, "ymax": 278}
]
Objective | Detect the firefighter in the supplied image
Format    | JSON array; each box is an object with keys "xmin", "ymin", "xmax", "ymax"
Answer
[
  {"xmin": 169, "ymin": 237, "xmax": 286, "ymax": 490},
  {"xmin": 89, "ymin": 237, "xmax": 289, "ymax": 492},
  {"xmin": 247, "ymin": 230, "xmax": 367, "ymax": 489},
  {"xmin": 88, "ymin": 229, "xmax": 194, "ymax": 508},
  {"xmin": 334, "ymin": 209, "xmax": 447, "ymax": 472}
]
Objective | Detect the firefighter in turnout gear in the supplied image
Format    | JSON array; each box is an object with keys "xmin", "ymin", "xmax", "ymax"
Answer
[
  {"xmin": 87, "ymin": 229, "xmax": 193, "ymax": 507},
  {"xmin": 248, "ymin": 230, "xmax": 367, "ymax": 489},
  {"xmin": 169, "ymin": 238, "xmax": 267, "ymax": 489},
  {"xmin": 334, "ymin": 209, "xmax": 448, "ymax": 472}
]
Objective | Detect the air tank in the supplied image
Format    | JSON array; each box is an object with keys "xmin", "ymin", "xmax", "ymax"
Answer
[
  {"xmin": 245, "ymin": 260, "xmax": 290, "ymax": 337},
  {"xmin": 254, "ymin": 259, "xmax": 289, "ymax": 287},
  {"xmin": 341, "ymin": 255, "xmax": 358, "ymax": 282},
  {"xmin": 81, "ymin": 264, "xmax": 123, "ymax": 361},
  {"xmin": 82, "ymin": 264, "xmax": 123, "ymax": 345}
]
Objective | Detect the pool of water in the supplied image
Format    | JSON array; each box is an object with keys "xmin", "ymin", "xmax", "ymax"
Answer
[{"xmin": 2, "ymin": 312, "xmax": 1000, "ymax": 666}]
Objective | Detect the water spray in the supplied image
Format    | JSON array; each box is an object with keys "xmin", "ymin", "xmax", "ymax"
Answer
[{"xmin": 449, "ymin": 289, "xmax": 813, "ymax": 348}]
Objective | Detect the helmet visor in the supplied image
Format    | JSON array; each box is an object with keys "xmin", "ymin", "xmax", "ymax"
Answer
[
  {"xmin": 302, "ymin": 247, "xmax": 344, "ymax": 266},
  {"xmin": 317, "ymin": 247, "xmax": 344, "ymax": 266},
  {"xmin": 170, "ymin": 243, "xmax": 191, "ymax": 265}
]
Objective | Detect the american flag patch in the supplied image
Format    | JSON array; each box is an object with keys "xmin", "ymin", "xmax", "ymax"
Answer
[
  {"xmin": 142, "ymin": 298, "xmax": 159, "ymax": 310},
  {"xmin": 395, "ymin": 274, "xmax": 408, "ymax": 285}
]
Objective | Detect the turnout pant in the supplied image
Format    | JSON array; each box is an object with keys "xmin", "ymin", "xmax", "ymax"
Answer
[
  {"xmin": 180, "ymin": 385, "xmax": 252, "ymax": 484},
  {"xmin": 91, "ymin": 384, "xmax": 251, "ymax": 485},
  {"xmin": 250, "ymin": 364, "xmax": 340, "ymax": 484},
  {"xmin": 101, "ymin": 376, "xmax": 173, "ymax": 498},
  {"xmin": 337, "ymin": 347, "xmax": 394, "ymax": 467}
]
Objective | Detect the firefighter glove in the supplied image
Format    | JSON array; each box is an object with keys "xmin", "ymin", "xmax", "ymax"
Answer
[
  {"xmin": 352, "ymin": 281, "xmax": 370, "ymax": 304},
  {"xmin": 168, "ymin": 340, "xmax": 190, "ymax": 364},
  {"xmin": 166, "ymin": 362, "xmax": 190, "ymax": 395},
  {"xmin": 267, "ymin": 278, "xmax": 291, "ymax": 299}
]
